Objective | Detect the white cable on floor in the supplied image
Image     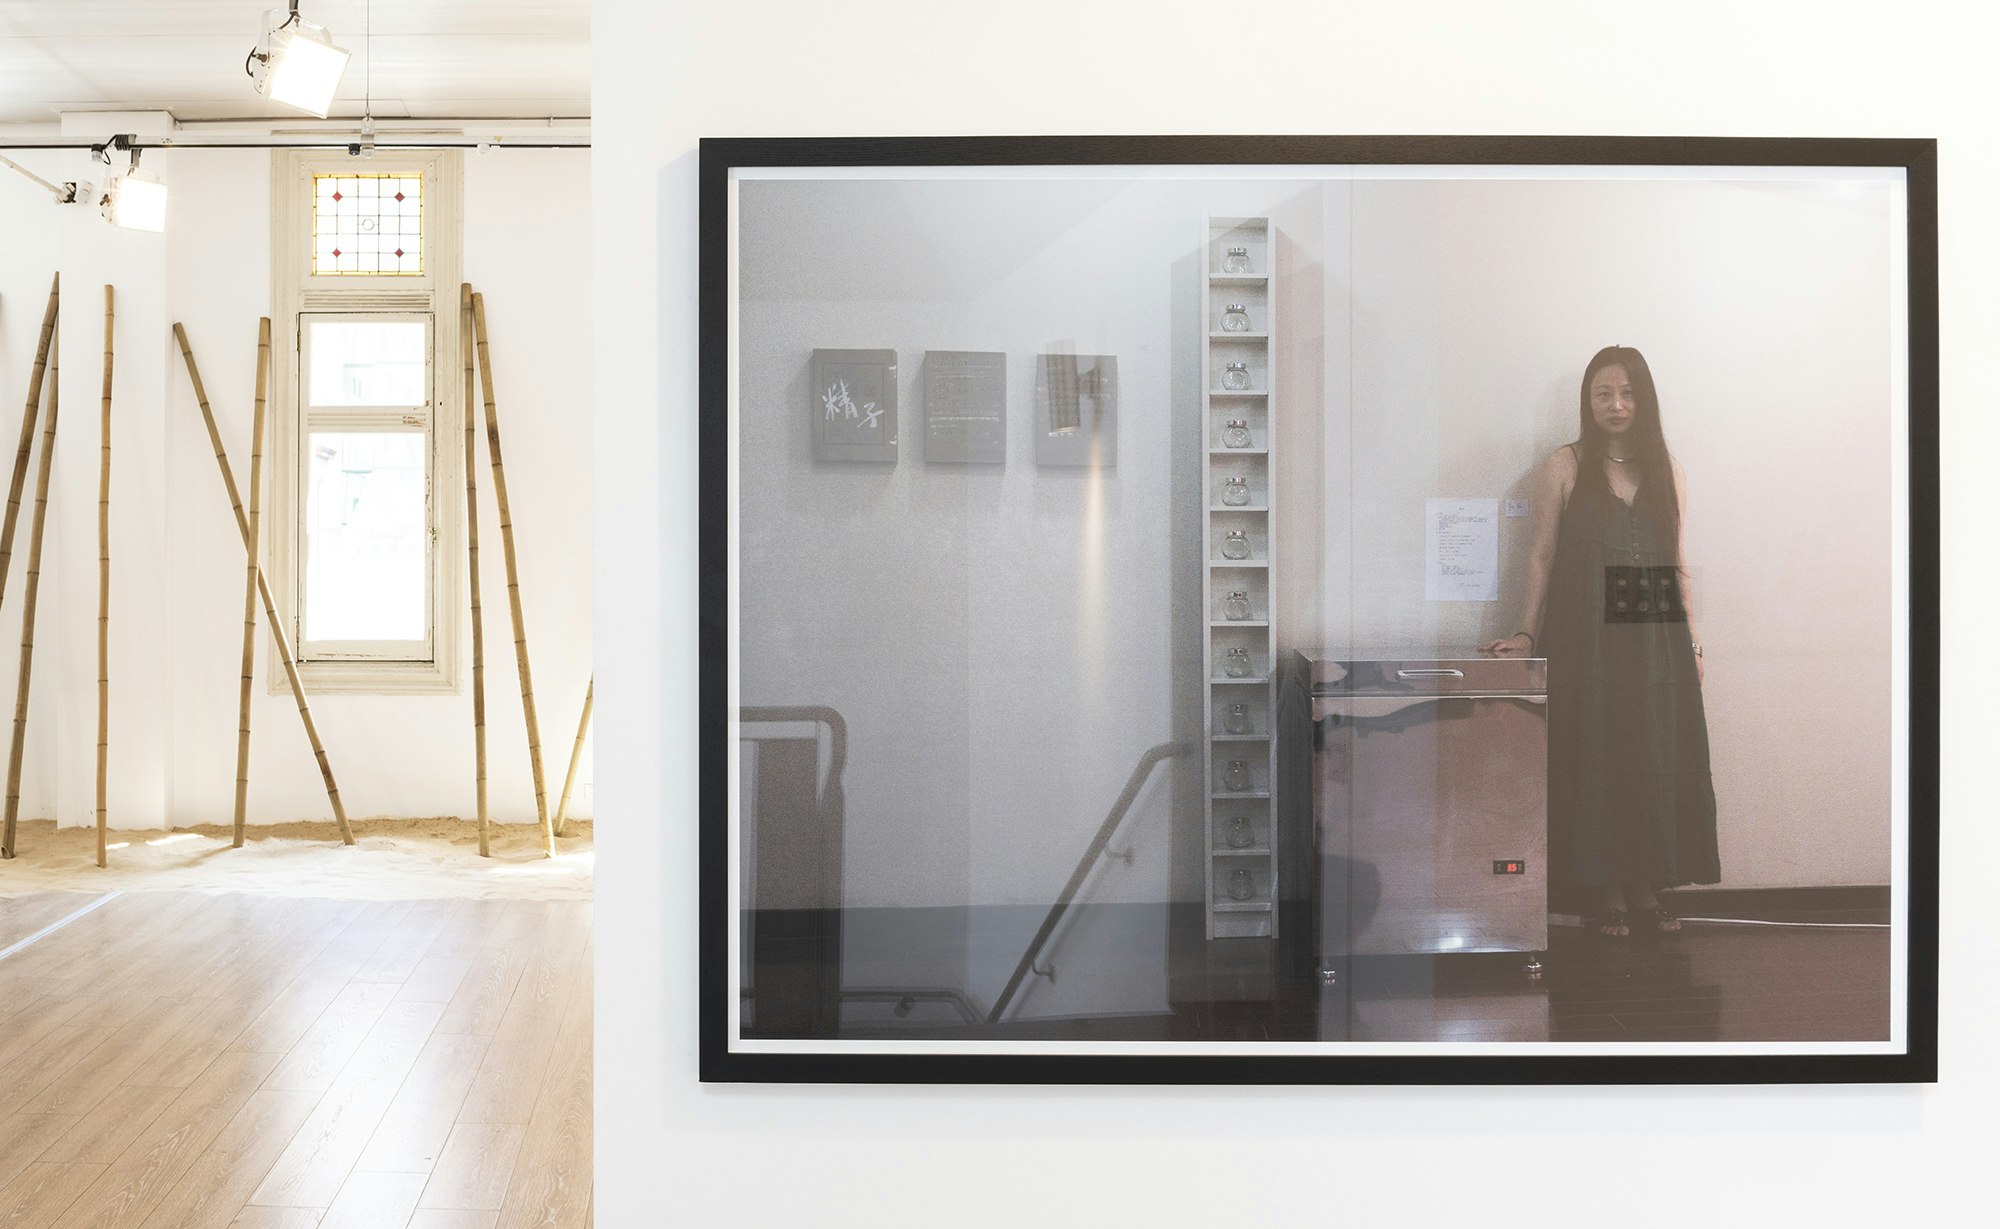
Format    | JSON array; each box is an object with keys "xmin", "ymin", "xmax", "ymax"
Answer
[
  {"xmin": 1675, "ymin": 916, "xmax": 1889, "ymax": 930},
  {"xmin": 0, "ymin": 890, "xmax": 123, "ymax": 962}
]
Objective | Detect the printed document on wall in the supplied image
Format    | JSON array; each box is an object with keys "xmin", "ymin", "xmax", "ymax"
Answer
[{"xmin": 1426, "ymin": 497, "xmax": 1499, "ymax": 602}]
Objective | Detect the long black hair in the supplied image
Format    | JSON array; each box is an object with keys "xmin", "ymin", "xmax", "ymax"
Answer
[{"xmin": 1574, "ymin": 345, "xmax": 1680, "ymax": 560}]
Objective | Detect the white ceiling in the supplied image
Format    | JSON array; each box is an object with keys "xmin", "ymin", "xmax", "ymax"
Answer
[{"xmin": 0, "ymin": 1, "xmax": 589, "ymax": 127}]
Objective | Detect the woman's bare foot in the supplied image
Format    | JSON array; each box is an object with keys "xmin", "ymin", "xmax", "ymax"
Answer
[
  {"xmin": 1595, "ymin": 887, "xmax": 1629, "ymax": 937},
  {"xmin": 1627, "ymin": 884, "xmax": 1682, "ymax": 934}
]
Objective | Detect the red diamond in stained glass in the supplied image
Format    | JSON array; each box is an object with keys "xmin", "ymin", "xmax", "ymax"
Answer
[
  {"xmin": 394, "ymin": 191, "xmax": 405, "ymax": 202},
  {"xmin": 394, "ymin": 249, "xmax": 404, "ymax": 257},
  {"xmin": 331, "ymin": 248, "xmax": 341, "ymax": 257},
  {"xmin": 331, "ymin": 191, "xmax": 342, "ymax": 201}
]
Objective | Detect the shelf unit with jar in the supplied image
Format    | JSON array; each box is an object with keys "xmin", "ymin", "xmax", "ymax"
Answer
[{"xmin": 1201, "ymin": 217, "xmax": 1277, "ymax": 940}]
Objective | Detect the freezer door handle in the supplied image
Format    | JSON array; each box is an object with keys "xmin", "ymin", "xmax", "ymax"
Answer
[{"xmin": 1395, "ymin": 668, "xmax": 1464, "ymax": 679}]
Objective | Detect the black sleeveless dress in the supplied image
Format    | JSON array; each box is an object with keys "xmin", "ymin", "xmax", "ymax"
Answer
[{"xmin": 1542, "ymin": 456, "xmax": 1721, "ymax": 907}]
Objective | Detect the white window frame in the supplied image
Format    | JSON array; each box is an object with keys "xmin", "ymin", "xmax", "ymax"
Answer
[
  {"xmin": 271, "ymin": 150, "xmax": 464, "ymax": 693},
  {"xmin": 297, "ymin": 311, "xmax": 436, "ymax": 660}
]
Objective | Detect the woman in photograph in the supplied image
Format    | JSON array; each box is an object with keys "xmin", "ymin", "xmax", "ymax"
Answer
[{"xmin": 1481, "ymin": 346, "xmax": 1720, "ymax": 936}]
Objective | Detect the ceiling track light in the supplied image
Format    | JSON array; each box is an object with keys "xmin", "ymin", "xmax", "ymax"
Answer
[
  {"xmin": 246, "ymin": 2, "xmax": 351, "ymax": 118},
  {"xmin": 95, "ymin": 135, "xmax": 167, "ymax": 232}
]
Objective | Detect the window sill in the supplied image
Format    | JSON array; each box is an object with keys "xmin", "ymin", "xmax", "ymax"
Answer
[{"xmin": 273, "ymin": 657, "xmax": 460, "ymax": 696}]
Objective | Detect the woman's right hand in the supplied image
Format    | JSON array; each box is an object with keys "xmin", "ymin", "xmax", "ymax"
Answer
[{"xmin": 1480, "ymin": 632, "xmax": 1533, "ymax": 656}]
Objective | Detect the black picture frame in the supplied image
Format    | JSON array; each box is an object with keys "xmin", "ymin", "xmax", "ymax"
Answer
[{"xmin": 700, "ymin": 135, "xmax": 1939, "ymax": 1086}]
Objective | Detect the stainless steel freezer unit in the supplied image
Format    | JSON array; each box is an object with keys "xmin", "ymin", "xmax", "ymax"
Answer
[{"xmin": 1293, "ymin": 648, "xmax": 1549, "ymax": 961}]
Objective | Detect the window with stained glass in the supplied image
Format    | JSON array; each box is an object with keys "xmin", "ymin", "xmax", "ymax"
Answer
[
  {"xmin": 275, "ymin": 150, "xmax": 461, "ymax": 692},
  {"xmin": 312, "ymin": 173, "xmax": 424, "ymax": 276}
]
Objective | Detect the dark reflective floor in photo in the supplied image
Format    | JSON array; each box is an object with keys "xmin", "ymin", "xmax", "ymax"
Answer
[{"xmin": 745, "ymin": 895, "xmax": 1891, "ymax": 1045}]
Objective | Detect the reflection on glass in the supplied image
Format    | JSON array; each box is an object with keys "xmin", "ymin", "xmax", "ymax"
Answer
[
  {"xmin": 304, "ymin": 432, "xmax": 427, "ymax": 642},
  {"xmin": 308, "ymin": 319, "xmax": 427, "ymax": 407}
]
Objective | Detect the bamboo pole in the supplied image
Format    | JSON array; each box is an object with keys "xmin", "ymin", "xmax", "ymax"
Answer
[
  {"xmin": 2, "ymin": 329, "xmax": 57, "ymax": 860},
  {"xmin": 0, "ymin": 273, "xmax": 58, "ymax": 612},
  {"xmin": 97, "ymin": 286, "xmax": 113, "ymax": 868},
  {"xmin": 462, "ymin": 285, "xmax": 489, "ymax": 856},
  {"xmin": 553, "ymin": 676, "xmax": 592, "ymax": 837},
  {"xmin": 172, "ymin": 325, "xmax": 353, "ymax": 845},
  {"xmin": 471, "ymin": 292, "xmax": 553, "ymax": 857},
  {"xmin": 232, "ymin": 319, "xmax": 271, "ymax": 848}
]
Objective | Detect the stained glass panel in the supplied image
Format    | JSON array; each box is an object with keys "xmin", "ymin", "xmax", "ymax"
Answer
[{"xmin": 312, "ymin": 174, "xmax": 424, "ymax": 276}]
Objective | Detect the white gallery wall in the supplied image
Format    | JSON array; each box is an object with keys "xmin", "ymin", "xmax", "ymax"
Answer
[
  {"xmin": 0, "ymin": 145, "xmax": 591, "ymax": 829},
  {"xmin": 599, "ymin": 0, "xmax": 1994, "ymax": 1226}
]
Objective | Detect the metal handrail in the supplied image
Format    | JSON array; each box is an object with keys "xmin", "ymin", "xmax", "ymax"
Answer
[{"xmin": 985, "ymin": 741, "xmax": 1186, "ymax": 1024}]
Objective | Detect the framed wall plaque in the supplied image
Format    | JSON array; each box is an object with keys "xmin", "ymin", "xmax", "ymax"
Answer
[
  {"xmin": 810, "ymin": 348, "xmax": 898, "ymax": 463},
  {"xmin": 1034, "ymin": 353, "xmax": 1117, "ymax": 468},
  {"xmin": 702, "ymin": 135, "xmax": 1939, "ymax": 1087},
  {"xmin": 923, "ymin": 350, "xmax": 1008, "ymax": 464}
]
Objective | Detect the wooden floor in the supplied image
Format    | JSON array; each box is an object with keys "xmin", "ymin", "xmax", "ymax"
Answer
[{"xmin": 0, "ymin": 891, "xmax": 591, "ymax": 1228}]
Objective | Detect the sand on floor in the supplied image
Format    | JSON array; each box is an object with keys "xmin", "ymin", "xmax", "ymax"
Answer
[{"xmin": 0, "ymin": 817, "xmax": 592, "ymax": 900}]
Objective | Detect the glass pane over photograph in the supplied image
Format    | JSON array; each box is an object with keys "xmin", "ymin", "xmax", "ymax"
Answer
[
  {"xmin": 307, "ymin": 318, "xmax": 428, "ymax": 407},
  {"xmin": 727, "ymin": 167, "xmax": 1909, "ymax": 1057},
  {"xmin": 304, "ymin": 431, "xmax": 429, "ymax": 645},
  {"xmin": 312, "ymin": 173, "xmax": 423, "ymax": 276}
]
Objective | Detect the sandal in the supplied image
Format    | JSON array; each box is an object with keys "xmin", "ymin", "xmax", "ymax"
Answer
[
  {"xmin": 1593, "ymin": 909, "xmax": 1630, "ymax": 938},
  {"xmin": 1635, "ymin": 905, "xmax": 1681, "ymax": 935}
]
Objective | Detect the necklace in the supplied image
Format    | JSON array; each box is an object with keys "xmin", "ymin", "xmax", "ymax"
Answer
[{"xmin": 1606, "ymin": 453, "xmax": 1633, "ymax": 463}]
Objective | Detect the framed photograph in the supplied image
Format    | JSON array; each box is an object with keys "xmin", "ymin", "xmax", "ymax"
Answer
[{"xmin": 702, "ymin": 136, "xmax": 1938, "ymax": 1085}]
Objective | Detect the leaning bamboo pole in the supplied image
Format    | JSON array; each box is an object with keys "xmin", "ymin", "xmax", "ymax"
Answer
[
  {"xmin": 471, "ymin": 292, "xmax": 553, "ymax": 857},
  {"xmin": 232, "ymin": 319, "xmax": 271, "ymax": 848},
  {"xmin": 97, "ymin": 286, "xmax": 113, "ymax": 868},
  {"xmin": 553, "ymin": 676, "xmax": 592, "ymax": 838},
  {"xmin": 172, "ymin": 325, "xmax": 353, "ymax": 845},
  {"xmin": 0, "ymin": 273, "xmax": 58, "ymax": 612},
  {"xmin": 462, "ymin": 285, "xmax": 490, "ymax": 856},
  {"xmin": 1, "ymin": 330, "xmax": 57, "ymax": 860}
]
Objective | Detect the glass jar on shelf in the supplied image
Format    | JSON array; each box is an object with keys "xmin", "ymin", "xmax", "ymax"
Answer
[
  {"xmin": 1222, "ymin": 648, "xmax": 1252, "ymax": 679},
  {"xmin": 1221, "ymin": 478, "xmax": 1251, "ymax": 508},
  {"xmin": 1222, "ymin": 419, "xmax": 1252, "ymax": 449},
  {"xmin": 1227, "ymin": 868, "xmax": 1254, "ymax": 901},
  {"xmin": 1223, "ymin": 590, "xmax": 1252, "ymax": 621},
  {"xmin": 1221, "ymin": 303, "xmax": 1251, "ymax": 332},
  {"xmin": 1221, "ymin": 529, "xmax": 1251, "ymax": 559},
  {"xmin": 1226, "ymin": 816, "xmax": 1255, "ymax": 849},
  {"xmin": 1223, "ymin": 246, "xmax": 1252, "ymax": 274},
  {"xmin": 1223, "ymin": 703, "xmax": 1251, "ymax": 735},
  {"xmin": 1223, "ymin": 759, "xmax": 1251, "ymax": 791},
  {"xmin": 1222, "ymin": 362, "xmax": 1251, "ymax": 392}
]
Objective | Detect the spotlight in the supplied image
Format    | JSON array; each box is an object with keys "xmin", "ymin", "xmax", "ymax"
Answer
[
  {"xmin": 97, "ymin": 139, "xmax": 167, "ymax": 233},
  {"xmin": 248, "ymin": 3, "xmax": 350, "ymax": 118},
  {"xmin": 107, "ymin": 168, "xmax": 168, "ymax": 232}
]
